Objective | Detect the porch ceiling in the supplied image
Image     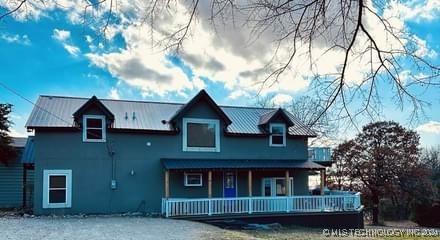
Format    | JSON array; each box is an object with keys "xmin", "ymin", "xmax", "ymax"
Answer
[{"xmin": 161, "ymin": 158, "xmax": 325, "ymax": 170}]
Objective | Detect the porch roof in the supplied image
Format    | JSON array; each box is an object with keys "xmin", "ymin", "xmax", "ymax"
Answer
[{"xmin": 161, "ymin": 158, "xmax": 325, "ymax": 170}]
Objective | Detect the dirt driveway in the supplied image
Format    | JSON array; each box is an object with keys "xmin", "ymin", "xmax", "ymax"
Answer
[{"xmin": 0, "ymin": 216, "xmax": 232, "ymax": 240}]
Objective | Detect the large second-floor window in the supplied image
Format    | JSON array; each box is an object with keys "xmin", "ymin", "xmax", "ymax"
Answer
[
  {"xmin": 269, "ymin": 123, "xmax": 286, "ymax": 147},
  {"xmin": 183, "ymin": 118, "xmax": 220, "ymax": 152},
  {"xmin": 83, "ymin": 115, "xmax": 106, "ymax": 142}
]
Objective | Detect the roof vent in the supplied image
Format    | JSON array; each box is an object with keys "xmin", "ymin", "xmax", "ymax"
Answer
[
  {"xmin": 132, "ymin": 112, "xmax": 136, "ymax": 120},
  {"xmin": 124, "ymin": 112, "xmax": 128, "ymax": 120}
]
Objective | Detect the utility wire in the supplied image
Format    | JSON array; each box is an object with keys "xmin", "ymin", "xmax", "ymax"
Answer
[
  {"xmin": 0, "ymin": 81, "xmax": 74, "ymax": 127},
  {"xmin": 0, "ymin": 81, "xmax": 106, "ymax": 140}
]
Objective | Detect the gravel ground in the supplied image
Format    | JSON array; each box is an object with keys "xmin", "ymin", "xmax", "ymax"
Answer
[
  {"xmin": 0, "ymin": 216, "xmax": 233, "ymax": 240},
  {"xmin": 2, "ymin": 215, "xmax": 437, "ymax": 240}
]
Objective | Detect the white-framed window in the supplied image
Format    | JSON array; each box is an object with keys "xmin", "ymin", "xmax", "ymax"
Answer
[
  {"xmin": 83, "ymin": 115, "xmax": 106, "ymax": 142},
  {"xmin": 182, "ymin": 118, "xmax": 220, "ymax": 152},
  {"xmin": 262, "ymin": 177, "xmax": 294, "ymax": 196},
  {"xmin": 43, "ymin": 170, "xmax": 72, "ymax": 208},
  {"xmin": 184, "ymin": 173, "xmax": 203, "ymax": 186},
  {"xmin": 269, "ymin": 123, "xmax": 286, "ymax": 147}
]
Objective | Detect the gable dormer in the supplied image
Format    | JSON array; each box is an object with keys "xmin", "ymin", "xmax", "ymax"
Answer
[
  {"xmin": 258, "ymin": 108, "xmax": 295, "ymax": 147},
  {"xmin": 169, "ymin": 90, "xmax": 232, "ymax": 152},
  {"xmin": 73, "ymin": 96, "xmax": 114, "ymax": 142},
  {"xmin": 169, "ymin": 90, "xmax": 232, "ymax": 127}
]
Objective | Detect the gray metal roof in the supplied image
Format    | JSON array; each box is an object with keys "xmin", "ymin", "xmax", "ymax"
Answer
[
  {"xmin": 11, "ymin": 137, "xmax": 27, "ymax": 148},
  {"xmin": 20, "ymin": 137, "xmax": 35, "ymax": 164},
  {"xmin": 26, "ymin": 95, "xmax": 316, "ymax": 136},
  {"xmin": 162, "ymin": 158, "xmax": 325, "ymax": 170}
]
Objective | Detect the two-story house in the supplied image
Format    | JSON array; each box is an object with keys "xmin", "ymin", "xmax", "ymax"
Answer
[{"xmin": 25, "ymin": 90, "xmax": 363, "ymax": 228}]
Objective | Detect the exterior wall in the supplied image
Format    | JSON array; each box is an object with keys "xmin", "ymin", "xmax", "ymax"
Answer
[
  {"xmin": 0, "ymin": 152, "xmax": 34, "ymax": 208},
  {"xmin": 33, "ymin": 100, "xmax": 311, "ymax": 215}
]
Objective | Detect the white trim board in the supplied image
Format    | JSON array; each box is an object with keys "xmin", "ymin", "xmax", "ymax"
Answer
[
  {"xmin": 182, "ymin": 118, "xmax": 220, "ymax": 152},
  {"xmin": 83, "ymin": 115, "xmax": 106, "ymax": 142},
  {"xmin": 42, "ymin": 169, "xmax": 72, "ymax": 209}
]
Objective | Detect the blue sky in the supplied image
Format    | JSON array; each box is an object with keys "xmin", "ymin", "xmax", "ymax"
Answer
[{"xmin": 0, "ymin": 1, "xmax": 439, "ymax": 148}]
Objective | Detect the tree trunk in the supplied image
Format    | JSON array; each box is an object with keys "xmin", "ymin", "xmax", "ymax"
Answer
[{"xmin": 372, "ymin": 194, "xmax": 380, "ymax": 225}]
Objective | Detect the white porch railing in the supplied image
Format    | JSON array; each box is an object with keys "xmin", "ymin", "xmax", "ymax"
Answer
[{"xmin": 162, "ymin": 193, "xmax": 361, "ymax": 217}]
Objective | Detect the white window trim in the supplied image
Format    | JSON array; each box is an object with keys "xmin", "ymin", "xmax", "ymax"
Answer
[
  {"xmin": 83, "ymin": 115, "xmax": 106, "ymax": 142},
  {"xmin": 184, "ymin": 172, "xmax": 203, "ymax": 187},
  {"xmin": 182, "ymin": 118, "xmax": 220, "ymax": 152},
  {"xmin": 262, "ymin": 177, "xmax": 294, "ymax": 197},
  {"xmin": 269, "ymin": 123, "xmax": 286, "ymax": 147},
  {"xmin": 43, "ymin": 169, "xmax": 72, "ymax": 209}
]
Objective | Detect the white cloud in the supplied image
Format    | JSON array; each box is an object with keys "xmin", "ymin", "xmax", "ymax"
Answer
[
  {"xmin": 0, "ymin": 33, "xmax": 31, "ymax": 45},
  {"xmin": 413, "ymin": 35, "xmax": 437, "ymax": 59},
  {"xmin": 2, "ymin": 0, "xmax": 437, "ymax": 100},
  {"xmin": 63, "ymin": 44, "xmax": 80, "ymax": 56},
  {"xmin": 0, "ymin": 0, "xmax": 99, "ymax": 22},
  {"xmin": 272, "ymin": 94, "xmax": 293, "ymax": 106},
  {"xmin": 108, "ymin": 88, "xmax": 121, "ymax": 100},
  {"xmin": 228, "ymin": 90, "xmax": 251, "ymax": 100},
  {"xmin": 52, "ymin": 29, "xmax": 71, "ymax": 41},
  {"xmin": 8, "ymin": 127, "xmax": 28, "ymax": 138},
  {"xmin": 416, "ymin": 121, "xmax": 440, "ymax": 134},
  {"xmin": 387, "ymin": 0, "xmax": 440, "ymax": 22},
  {"xmin": 85, "ymin": 28, "xmax": 197, "ymax": 96},
  {"xmin": 52, "ymin": 29, "xmax": 80, "ymax": 57}
]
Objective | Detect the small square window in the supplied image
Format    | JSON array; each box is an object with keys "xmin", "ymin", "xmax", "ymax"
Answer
[
  {"xmin": 83, "ymin": 115, "xmax": 106, "ymax": 142},
  {"xmin": 184, "ymin": 173, "xmax": 202, "ymax": 186},
  {"xmin": 269, "ymin": 124, "xmax": 286, "ymax": 147}
]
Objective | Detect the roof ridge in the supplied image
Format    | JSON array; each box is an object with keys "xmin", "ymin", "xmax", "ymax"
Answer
[
  {"xmin": 39, "ymin": 95, "xmax": 278, "ymax": 110},
  {"xmin": 40, "ymin": 95, "xmax": 185, "ymax": 106}
]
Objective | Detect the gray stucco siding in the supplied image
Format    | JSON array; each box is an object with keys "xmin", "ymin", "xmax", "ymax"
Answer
[{"xmin": 33, "ymin": 100, "xmax": 311, "ymax": 215}]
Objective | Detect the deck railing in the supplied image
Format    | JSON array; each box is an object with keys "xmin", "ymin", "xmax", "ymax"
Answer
[{"xmin": 162, "ymin": 193, "xmax": 361, "ymax": 217}]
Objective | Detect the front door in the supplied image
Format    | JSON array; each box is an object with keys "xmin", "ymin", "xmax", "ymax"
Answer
[{"xmin": 223, "ymin": 171, "xmax": 237, "ymax": 198}]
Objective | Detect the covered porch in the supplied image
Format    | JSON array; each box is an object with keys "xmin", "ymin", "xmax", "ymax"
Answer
[{"xmin": 161, "ymin": 159, "xmax": 362, "ymax": 218}]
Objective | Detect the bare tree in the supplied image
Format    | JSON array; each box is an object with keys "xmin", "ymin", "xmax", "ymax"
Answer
[
  {"xmin": 1, "ymin": 0, "xmax": 439, "ymax": 127},
  {"xmin": 287, "ymin": 96, "xmax": 338, "ymax": 143},
  {"xmin": 254, "ymin": 95, "xmax": 336, "ymax": 143}
]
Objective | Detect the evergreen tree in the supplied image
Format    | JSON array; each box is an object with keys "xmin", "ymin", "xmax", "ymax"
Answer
[{"xmin": 0, "ymin": 103, "xmax": 17, "ymax": 165}]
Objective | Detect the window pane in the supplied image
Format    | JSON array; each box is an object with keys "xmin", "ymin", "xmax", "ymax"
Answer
[
  {"xmin": 276, "ymin": 179, "xmax": 285, "ymax": 196},
  {"xmin": 87, "ymin": 129, "xmax": 103, "ymax": 139},
  {"xmin": 87, "ymin": 118, "xmax": 102, "ymax": 128},
  {"xmin": 271, "ymin": 126, "xmax": 284, "ymax": 134},
  {"xmin": 187, "ymin": 123, "xmax": 216, "ymax": 148},
  {"xmin": 186, "ymin": 174, "xmax": 201, "ymax": 185},
  {"xmin": 225, "ymin": 173, "xmax": 235, "ymax": 189},
  {"xmin": 272, "ymin": 135, "xmax": 284, "ymax": 145},
  {"xmin": 49, "ymin": 176, "xmax": 66, "ymax": 188},
  {"xmin": 49, "ymin": 189, "xmax": 66, "ymax": 203}
]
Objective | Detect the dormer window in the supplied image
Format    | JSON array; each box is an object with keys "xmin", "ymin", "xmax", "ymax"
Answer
[
  {"xmin": 269, "ymin": 123, "xmax": 286, "ymax": 147},
  {"xmin": 83, "ymin": 115, "xmax": 106, "ymax": 142},
  {"xmin": 183, "ymin": 118, "xmax": 220, "ymax": 152}
]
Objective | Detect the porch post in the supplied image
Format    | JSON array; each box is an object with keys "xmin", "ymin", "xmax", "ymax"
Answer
[
  {"xmin": 165, "ymin": 170, "xmax": 170, "ymax": 199},
  {"xmin": 320, "ymin": 169, "xmax": 325, "ymax": 195},
  {"xmin": 208, "ymin": 170, "xmax": 212, "ymax": 198},
  {"xmin": 248, "ymin": 170, "xmax": 252, "ymax": 197},
  {"xmin": 285, "ymin": 170, "xmax": 290, "ymax": 196}
]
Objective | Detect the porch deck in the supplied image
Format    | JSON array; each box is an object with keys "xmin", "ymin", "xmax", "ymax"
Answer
[{"xmin": 162, "ymin": 192, "xmax": 361, "ymax": 218}]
